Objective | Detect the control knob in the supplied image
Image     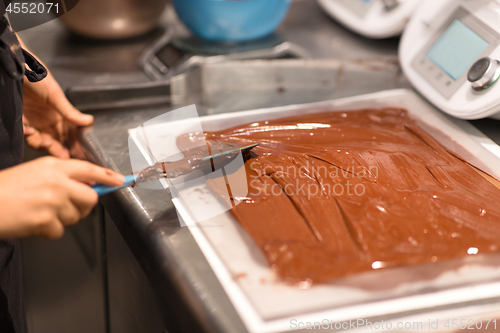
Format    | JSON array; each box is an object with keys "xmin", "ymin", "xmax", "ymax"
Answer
[{"xmin": 468, "ymin": 57, "xmax": 500, "ymax": 91}]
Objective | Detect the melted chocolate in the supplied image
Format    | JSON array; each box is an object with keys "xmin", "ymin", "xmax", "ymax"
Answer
[{"xmin": 177, "ymin": 108, "xmax": 500, "ymax": 285}]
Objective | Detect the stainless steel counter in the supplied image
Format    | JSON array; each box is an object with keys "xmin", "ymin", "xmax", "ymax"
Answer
[{"xmin": 18, "ymin": 1, "xmax": 500, "ymax": 332}]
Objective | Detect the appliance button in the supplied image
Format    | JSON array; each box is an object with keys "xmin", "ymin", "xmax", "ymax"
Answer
[{"xmin": 468, "ymin": 57, "xmax": 500, "ymax": 91}]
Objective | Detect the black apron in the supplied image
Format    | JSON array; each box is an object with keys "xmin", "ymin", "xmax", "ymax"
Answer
[{"xmin": 0, "ymin": 1, "xmax": 47, "ymax": 331}]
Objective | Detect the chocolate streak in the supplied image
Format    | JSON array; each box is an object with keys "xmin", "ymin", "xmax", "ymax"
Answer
[{"xmin": 177, "ymin": 108, "xmax": 500, "ymax": 285}]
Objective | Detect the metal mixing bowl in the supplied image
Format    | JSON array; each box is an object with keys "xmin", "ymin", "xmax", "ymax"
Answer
[{"xmin": 59, "ymin": 0, "xmax": 169, "ymax": 39}]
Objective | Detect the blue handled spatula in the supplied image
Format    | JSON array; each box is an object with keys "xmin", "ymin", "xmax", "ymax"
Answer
[{"xmin": 91, "ymin": 142, "xmax": 259, "ymax": 196}]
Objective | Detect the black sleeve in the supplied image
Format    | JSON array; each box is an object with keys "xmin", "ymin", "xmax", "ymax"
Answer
[
  {"xmin": 1, "ymin": 0, "xmax": 13, "ymax": 34},
  {"xmin": 1, "ymin": 0, "xmax": 12, "ymax": 14},
  {"xmin": 0, "ymin": 17, "xmax": 25, "ymax": 81},
  {"xmin": 0, "ymin": 2, "xmax": 28, "ymax": 332}
]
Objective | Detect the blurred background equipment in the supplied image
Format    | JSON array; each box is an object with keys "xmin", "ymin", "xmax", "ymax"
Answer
[
  {"xmin": 138, "ymin": 32, "xmax": 310, "ymax": 81},
  {"xmin": 58, "ymin": 0, "xmax": 169, "ymax": 39},
  {"xmin": 317, "ymin": 0, "xmax": 421, "ymax": 39},
  {"xmin": 400, "ymin": 0, "xmax": 500, "ymax": 119},
  {"xmin": 7, "ymin": 0, "xmax": 79, "ymax": 32},
  {"xmin": 171, "ymin": 0, "xmax": 292, "ymax": 42}
]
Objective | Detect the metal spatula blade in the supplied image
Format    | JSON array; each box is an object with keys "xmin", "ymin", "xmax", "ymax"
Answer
[
  {"xmin": 136, "ymin": 142, "xmax": 259, "ymax": 183},
  {"xmin": 91, "ymin": 142, "xmax": 260, "ymax": 196}
]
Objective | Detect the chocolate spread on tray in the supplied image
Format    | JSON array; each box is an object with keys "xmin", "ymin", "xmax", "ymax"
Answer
[{"xmin": 177, "ymin": 108, "xmax": 500, "ymax": 285}]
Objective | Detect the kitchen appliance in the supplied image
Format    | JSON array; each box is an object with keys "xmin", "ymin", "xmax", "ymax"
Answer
[
  {"xmin": 171, "ymin": 0, "xmax": 292, "ymax": 42},
  {"xmin": 317, "ymin": 0, "xmax": 421, "ymax": 39},
  {"xmin": 138, "ymin": 32, "xmax": 310, "ymax": 81},
  {"xmin": 400, "ymin": 0, "xmax": 500, "ymax": 120}
]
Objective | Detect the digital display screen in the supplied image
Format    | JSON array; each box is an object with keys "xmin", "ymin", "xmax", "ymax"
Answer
[{"xmin": 427, "ymin": 19, "xmax": 489, "ymax": 80}]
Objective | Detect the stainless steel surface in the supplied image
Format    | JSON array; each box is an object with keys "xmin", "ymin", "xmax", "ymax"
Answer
[
  {"xmin": 17, "ymin": 1, "xmax": 500, "ymax": 332},
  {"xmin": 58, "ymin": 0, "xmax": 169, "ymax": 39},
  {"xmin": 66, "ymin": 81, "xmax": 171, "ymax": 111},
  {"xmin": 104, "ymin": 211, "xmax": 166, "ymax": 333},
  {"xmin": 66, "ymin": 57, "xmax": 408, "ymax": 112},
  {"xmin": 21, "ymin": 204, "xmax": 107, "ymax": 333},
  {"xmin": 168, "ymin": 58, "xmax": 408, "ymax": 113}
]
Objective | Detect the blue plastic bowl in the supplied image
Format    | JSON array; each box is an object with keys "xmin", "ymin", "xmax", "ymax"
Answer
[{"xmin": 171, "ymin": 0, "xmax": 292, "ymax": 42}]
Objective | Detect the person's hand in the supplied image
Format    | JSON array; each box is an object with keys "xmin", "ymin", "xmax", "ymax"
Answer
[
  {"xmin": 22, "ymin": 73, "xmax": 93, "ymax": 159},
  {"xmin": 0, "ymin": 157, "xmax": 125, "ymax": 240}
]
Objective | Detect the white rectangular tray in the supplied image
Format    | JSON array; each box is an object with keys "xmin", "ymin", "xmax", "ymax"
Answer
[{"xmin": 129, "ymin": 89, "xmax": 500, "ymax": 333}]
